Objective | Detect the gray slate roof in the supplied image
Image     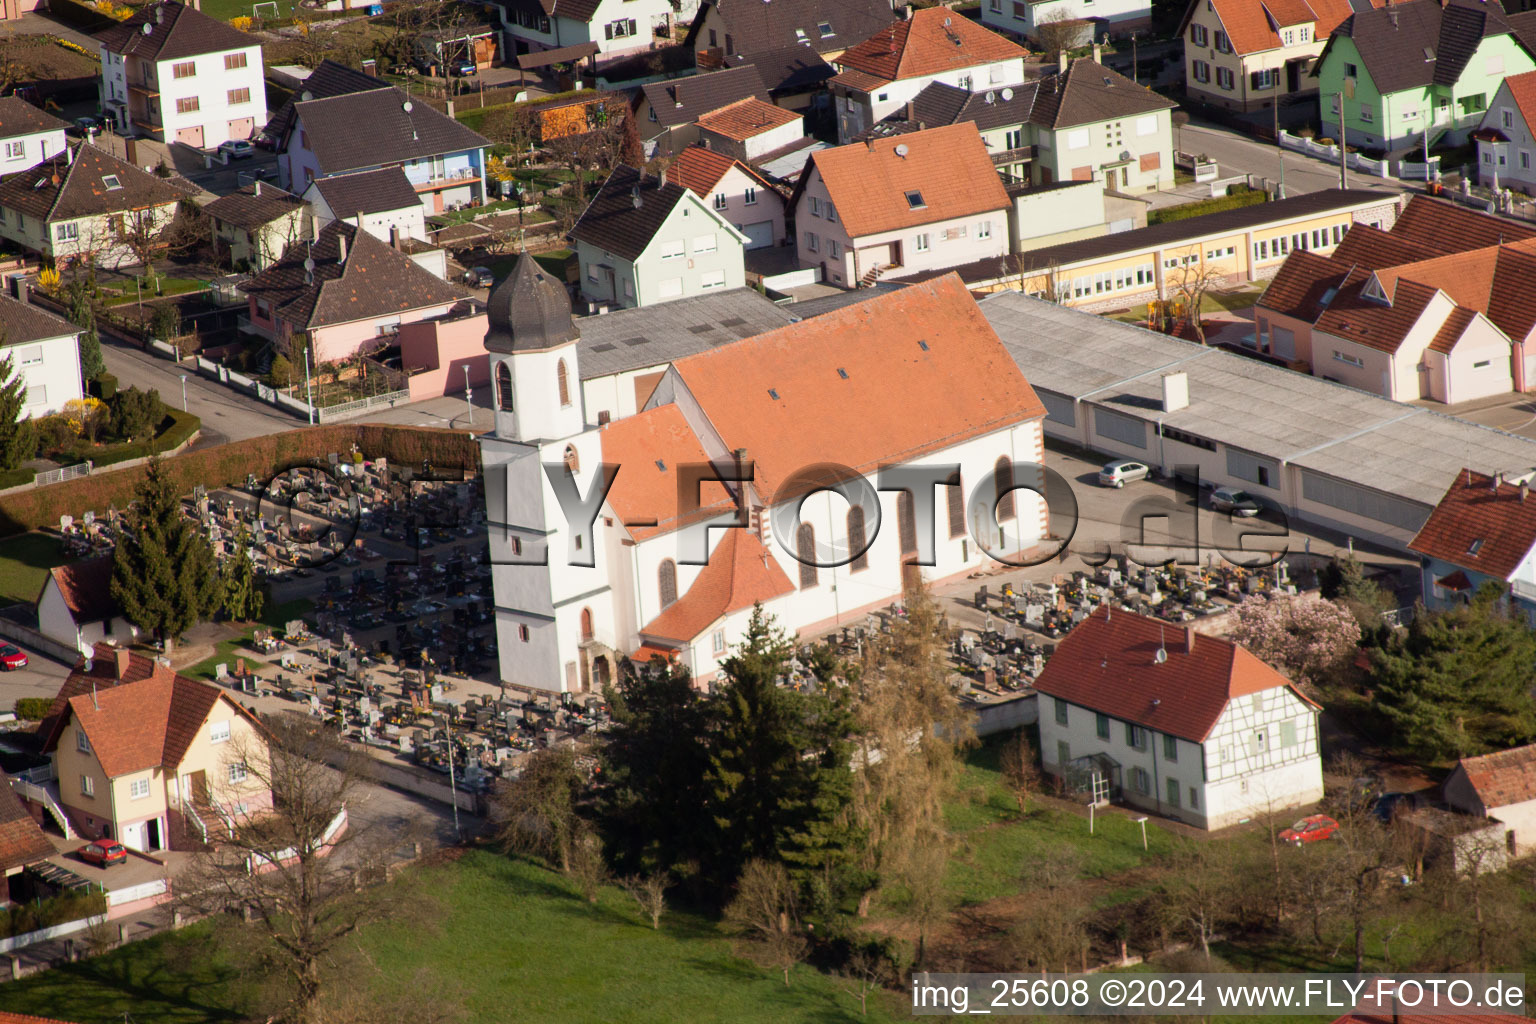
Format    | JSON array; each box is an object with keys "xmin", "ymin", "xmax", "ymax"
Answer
[
  {"xmin": 0, "ymin": 292, "xmax": 79, "ymax": 346},
  {"xmin": 568, "ymin": 165, "xmax": 688, "ymax": 262},
  {"xmin": 487, "ymin": 252, "xmax": 578, "ymax": 354},
  {"xmin": 95, "ymin": 0, "xmax": 257, "ymax": 60},
  {"xmin": 641, "ymin": 65, "xmax": 769, "ymax": 131},
  {"xmin": 0, "ymin": 144, "xmax": 194, "ymax": 222},
  {"xmin": 294, "ymin": 88, "xmax": 489, "ymax": 175},
  {"xmin": 311, "ymin": 167, "xmax": 422, "ymax": 218},
  {"xmin": 265, "ymin": 59, "xmax": 390, "ymax": 142},
  {"xmin": 1324, "ymin": 0, "xmax": 1524, "ymax": 95},
  {"xmin": 204, "ymin": 182, "xmax": 304, "ymax": 230},
  {"xmin": 575, "ymin": 287, "xmax": 798, "ymax": 379},
  {"xmin": 1029, "ymin": 58, "xmax": 1174, "ymax": 129},
  {"xmin": 0, "ymin": 97, "xmax": 69, "ymax": 142}
]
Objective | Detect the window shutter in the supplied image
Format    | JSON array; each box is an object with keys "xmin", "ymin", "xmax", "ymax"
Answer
[{"xmin": 1250, "ymin": 70, "xmax": 1262, "ymax": 90}]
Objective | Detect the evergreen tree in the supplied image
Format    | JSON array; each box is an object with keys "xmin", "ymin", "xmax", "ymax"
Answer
[
  {"xmin": 1371, "ymin": 583, "xmax": 1536, "ymax": 760},
  {"xmin": 0, "ymin": 351, "xmax": 29, "ymax": 471},
  {"xmin": 110, "ymin": 456, "xmax": 221, "ymax": 654},
  {"xmin": 64, "ymin": 281, "xmax": 103, "ymax": 384},
  {"xmin": 219, "ymin": 525, "xmax": 264, "ymax": 622}
]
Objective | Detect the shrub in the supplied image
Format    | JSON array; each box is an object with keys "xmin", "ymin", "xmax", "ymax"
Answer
[
  {"xmin": 150, "ymin": 304, "xmax": 180, "ymax": 341},
  {"xmin": 267, "ymin": 354, "xmax": 295, "ymax": 388},
  {"xmin": 1318, "ymin": 137, "xmax": 1336, "ymax": 147},
  {"xmin": 90, "ymin": 373, "xmax": 118, "ymax": 401},
  {"xmin": 1147, "ymin": 189, "xmax": 1268, "ymax": 225},
  {"xmin": 109, "ymin": 387, "xmax": 167, "ymax": 443},
  {"xmin": 14, "ymin": 697, "xmax": 50, "ymax": 720},
  {"xmin": 0, "ymin": 467, "xmax": 32, "ymax": 490},
  {"xmin": 0, "ymin": 889, "xmax": 106, "ymax": 939}
]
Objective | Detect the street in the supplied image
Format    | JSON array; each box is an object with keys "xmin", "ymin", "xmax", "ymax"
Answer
[{"xmin": 1175, "ymin": 118, "xmax": 1405, "ymax": 199}]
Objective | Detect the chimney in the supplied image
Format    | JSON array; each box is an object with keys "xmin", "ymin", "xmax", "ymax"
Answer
[
  {"xmin": 1160, "ymin": 370, "xmax": 1189, "ymax": 413},
  {"xmin": 1521, "ymin": 481, "xmax": 1529, "ymax": 503},
  {"xmin": 905, "ymin": 99, "xmax": 915, "ymax": 121},
  {"xmin": 658, "ymin": 167, "xmax": 667, "ymax": 188},
  {"xmin": 1092, "ymin": 42, "xmax": 1102, "ymax": 64},
  {"xmin": 124, "ymin": 136, "xmax": 136, "ymax": 166},
  {"xmin": 337, "ymin": 232, "xmax": 348, "ymax": 263},
  {"xmin": 362, "ymin": 58, "xmax": 377, "ymax": 77},
  {"xmin": 390, "ymin": 224, "xmax": 401, "ymax": 250},
  {"xmin": 1185, "ymin": 625, "xmax": 1196, "ymax": 654},
  {"xmin": 253, "ymin": 180, "xmax": 261, "ymax": 197},
  {"xmin": 354, "ymin": 211, "xmax": 365, "ymax": 230},
  {"xmin": 1058, "ymin": 51, "xmax": 1068, "ymax": 74},
  {"xmin": 1492, "ymin": 471, "xmax": 1502, "ymax": 492},
  {"xmin": 113, "ymin": 645, "xmax": 131, "ymax": 681}
]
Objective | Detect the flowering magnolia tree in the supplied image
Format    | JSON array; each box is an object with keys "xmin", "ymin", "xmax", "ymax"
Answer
[{"xmin": 1229, "ymin": 595, "xmax": 1361, "ymax": 685}]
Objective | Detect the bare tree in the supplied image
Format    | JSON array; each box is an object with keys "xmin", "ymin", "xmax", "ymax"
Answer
[
  {"xmin": 841, "ymin": 948, "xmax": 891, "ymax": 1017},
  {"xmin": 999, "ymin": 731, "xmax": 1042, "ymax": 813},
  {"xmin": 1166, "ymin": 246, "xmax": 1227, "ymax": 344},
  {"xmin": 1004, "ymin": 251, "xmax": 1068, "ymax": 302},
  {"xmin": 493, "ymin": 747, "xmax": 584, "ymax": 874},
  {"xmin": 620, "ymin": 873, "xmax": 668, "ymax": 929},
  {"xmin": 1158, "ymin": 845, "xmax": 1237, "ymax": 963},
  {"xmin": 724, "ymin": 859, "xmax": 807, "ymax": 986},
  {"xmin": 566, "ymin": 821, "xmax": 607, "ymax": 904},
  {"xmin": 899, "ymin": 833, "xmax": 953, "ymax": 970},
  {"xmin": 1034, "ymin": 11, "xmax": 1088, "ymax": 62}
]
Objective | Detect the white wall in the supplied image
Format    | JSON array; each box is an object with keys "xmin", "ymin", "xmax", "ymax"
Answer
[
  {"xmin": 835, "ymin": 57, "xmax": 1029, "ymax": 142},
  {"xmin": 152, "ymin": 45, "xmax": 266, "ymax": 148},
  {"xmin": 4, "ymin": 328, "xmax": 81, "ymax": 417},
  {"xmin": 700, "ymin": 165, "xmax": 785, "ymax": 249},
  {"xmin": 981, "ymin": 0, "xmax": 1149, "ymax": 38},
  {"xmin": 306, "ymin": 184, "xmax": 429, "ymax": 244},
  {"xmin": 578, "ymin": 192, "xmax": 747, "ymax": 309},
  {"xmin": 0, "ymin": 126, "xmax": 67, "ymax": 173}
]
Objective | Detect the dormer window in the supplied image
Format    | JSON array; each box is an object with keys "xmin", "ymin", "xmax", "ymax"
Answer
[{"xmin": 818, "ymin": 21, "xmax": 833, "ymax": 37}]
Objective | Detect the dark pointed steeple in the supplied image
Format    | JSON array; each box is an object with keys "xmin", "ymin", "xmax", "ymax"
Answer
[{"xmin": 486, "ymin": 252, "xmax": 579, "ymax": 353}]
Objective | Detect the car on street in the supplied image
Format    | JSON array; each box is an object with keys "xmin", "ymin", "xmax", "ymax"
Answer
[
  {"xmin": 465, "ymin": 265, "xmax": 494, "ymax": 287},
  {"xmin": 1279, "ymin": 814, "xmax": 1339, "ymax": 845},
  {"xmin": 70, "ymin": 116, "xmax": 103, "ymax": 138},
  {"xmin": 1210, "ymin": 486, "xmax": 1262, "ymax": 517},
  {"xmin": 78, "ymin": 839, "xmax": 128, "ymax": 867},
  {"xmin": 0, "ymin": 643, "xmax": 28, "ymax": 670},
  {"xmin": 1097, "ymin": 458, "xmax": 1151, "ymax": 488},
  {"xmin": 218, "ymin": 139, "xmax": 255, "ymax": 159}
]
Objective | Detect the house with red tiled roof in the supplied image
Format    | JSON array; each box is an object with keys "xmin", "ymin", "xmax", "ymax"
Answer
[
  {"xmin": 789, "ymin": 123, "xmax": 1010, "ymax": 288},
  {"xmin": 36, "ymin": 555, "xmax": 139, "ymax": 659},
  {"xmin": 1444, "ymin": 742, "xmax": 1536, "ymax": 857},
  {"xmin": 831, "ymin": 7, "xmax": 1028, "ymax": 143},
  {"xmin": 35, "ymin": 642, "xmax": 273, "ymax": 852},
  {"xmin": 0, "ymin": 768, "xmax": 55, "ymax": 902},
  {"xmin": 1177, "ymin": 0, "xmax": 1379, "ymax": 112},
  {"xmin": 984, "ymin": 0, "xmax": 1149, "ymax": 50},
  {"xmin": 1407, "ymin": 468, "xmax": 1536, "ymax": 618},
  {"xmin": 695, "ymin": 97, "xmax": 804, "ymax": 162},
  {"xmin": 1473, "ymin": 68, "xmax": 1536, "ymax": 190},
  {"xmin": 669, "ymin": 145, "xmax": 786, "ymax": 251},
  {"xmin": 1035, "ymin": 606, "xmax": 1323, "ymax": 829},
  {"xmin": 1255, "ymin": 196, "xmax": 1536, "ymax": 403},
  {"xmin": 480, "ymin": 264, "xmax": 1049, "ymax": 688}
]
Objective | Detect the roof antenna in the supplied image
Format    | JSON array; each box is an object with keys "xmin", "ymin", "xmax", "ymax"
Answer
[{"xmin": 91, "ymin": 678, "xmax": 99, "ymax": 711}]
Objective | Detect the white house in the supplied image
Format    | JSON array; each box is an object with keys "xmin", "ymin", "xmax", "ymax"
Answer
[
  {"xmin": 695, "ymin": 97, "xmax": 805, "ymax": 161},
  {"xmin": 305, "ymin": 166, "xmax": 429, "ymax": 244},
  {"xmin": 831, "ymin": 7, "xmax": 1029, "ymax": 143},
  {"xmin": 790, "ymin": 123, "xmax": 1010, "ymax": 288},
  {"xmin": 983, "ymin": 0, "xmax": 1150, "ymax": 47},
  {"xmin": 96, "ymin": 0, "xmax": 266, "ymax": 149},
  {"xmin": 0, "ymin": 292, "xmax": 82, "ymax": 418},
  {"xmin": 1444, "ymin": 743, "xmax": 1536, "ymax": 858},
  {"xmin": 1035, "ymin": 606, "xmax": 1324, "ymax": 829},
  {"xmin": 0, "ymin": 97, "xmax": 68, "ymax": 175},
  {"xmin": 37, "ymin": 557, "xmax": 139, "ymax": 657},
  {"xmin": 669, "ymin": 145, "xmax": 786, "ymax": 250},
  {"xmin": 481, "ymin": 263, "xmax": 1049, "ymax": 691},
  {"xmin": 1473, "ymin": 69, "xmax": 1536, "ymax": 191},
  {"xmin": 569, "ymin": 164, "xmax": 748, "ymax": 311},
  {"xmin": 494, "ymin": 0, "xmax": 678, "ymax": 63},
  {"xmin": 205, "ymin": 181, "xmax": 307, "ymax": 273}
]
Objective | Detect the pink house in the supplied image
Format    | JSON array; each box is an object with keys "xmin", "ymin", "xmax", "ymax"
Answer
[
  {"xmin": 397, "ymin": 304, "xmax": 492, "ymax": 401},
  {"xmin": 667, "ymin": 144, "xmax": 786, "ymax": 251},
  {"xmin": 239, "ymin": 221, "xmax": 463, "ymax": 365}
]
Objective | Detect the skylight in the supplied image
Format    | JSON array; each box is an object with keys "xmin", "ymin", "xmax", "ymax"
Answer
[
  {"xmin": 1424, "ymin": 46, "xmax": 1435, "ymax": 61},
  {"xmin": 1468, "ymin": 538, "xmax": 1485, "ymax": 556},
  {"xmin": 918, "ymin": 340, "xmax": 929, "ymax": 351},
  {"xmin": 655, "ymin": 459, "xmax": 667, "ymax": 472},
  {"xmin": 836, "ymin": 367, "xmax": 849, "ymax": 379},
  {"xmin": 101, "ymin": 174, "xmax": 122, "ymax": 190},
  {"xmin": 904, "ymin": 190, "xmax": 926, "ymax": 209},
  {"xmin": 768, "ymin": 388, "xmax": 780, "ymax": 400},
  {"xmin": 818, "ymin": 21, "xmax": 833, "ymax": 36}
]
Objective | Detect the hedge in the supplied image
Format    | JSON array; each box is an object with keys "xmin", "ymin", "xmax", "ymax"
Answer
[
  {"xmin": 0, "ymin": 425, "xmax": 480, "ymax": 538},
  {"xmin": 0, "ymin": 467, "xmax": 33, "ymax": 490},
  {"xmin": 1147, "ymin": 188, "xmax": 1268, "ymax": 226},
  {"xmin": 14, "ymin": 697, "xmax": 50, "ymax": 720},
  {"xmin": 41, "ymin": 0, "xmax": 116, "ymax": 32},
  {"xmin": 89, "ymin": 408, "xmax": 202, "ymax": 470},
  {"xmin": 0, "ymin": 889, "xmax": 107, "ymax": 939}
]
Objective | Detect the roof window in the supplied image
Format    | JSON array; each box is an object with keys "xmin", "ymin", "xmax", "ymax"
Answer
[
  {"xmin": 102, "ymin": 174, "xmax": 121, "ymax": 190},
  {"xmin": 918, "ymin": 339, "xmax": 929, "ymax": 351},
  {"xmin": 818, "ymin": 21, "xmax": 833, "ymax": 37},
  {"xmin": 905, "ymin": 189, "xmax": 926, "ymax": 209},
  {"xmin": 655, "ymin": 459, "xmax": 667, "ymax": 472},
  {"xmin": 1467, "ymin": 538, "xmax": 1484, "ymax": 556},
  {"xmin": 836, "ymin": 367, "xmax": 848, "ymax": 379},
  {"xmin": 768, "ymin": 388, "xmax": 779, "ymax": 399}
]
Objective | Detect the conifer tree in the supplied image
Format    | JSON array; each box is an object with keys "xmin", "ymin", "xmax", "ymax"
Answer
[
  {"xmin": 219, "ymin": 524, "xmax": 264, "ymax": 623},
  {"xmin": 0, "ymin": 351, "xmax": 29, "ymax": 471}
]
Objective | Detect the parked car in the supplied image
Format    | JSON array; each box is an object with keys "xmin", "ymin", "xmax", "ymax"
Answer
[
  {"xmin": 252, "ymin": 130, "xmax": 280, "ymax": 152},
  {"xmin": 1279, "ymin": 814, "xmax": 1339, "ymax": 845},
  {"xmin": 1371, "ymin": 792, "xmax": 1422, "ymax": 823},
  {"xmin": 70, "ymin": 116, "xmax": 103, "ymax": 138},
  {"xmin": 1097, "ymin": 458, "xmax": 1150, "ymax": 488},
  {"xmin": 1210, "ymin": 486, "xmax": 1261, "ymax": 517},
  {"xmin": 448, "ymin": 59, "xmax": 477, "ymax": 76},
  {"xmin": 465, "ymin": 265, "xmax": 494, "ymax": 287},
  {"xmin": 0, "ymin": 643, "xmax": 27, "ymax": 670},
  {"xmin": 78, "ymin": 839, "xmax": 128, "ymax": 867},
  {"xmin": 218, "ymin": 139, "xmax": 254, "ymax": 159}
]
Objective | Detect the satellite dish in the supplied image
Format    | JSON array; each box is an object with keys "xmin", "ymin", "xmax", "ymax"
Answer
[
  {"xmin": 1120, "ymin": 149, "xmax": 1132, "ymax": 161},
  {"xmin": 894, "ymin": 143, "xmax": 908, "ymax": 157},
  {"xmin": 1002, "ymin": 87, "xmax": 1014, "ymax": 100},
  {"xmin": 300, "ymin": 90, "xmax": 313, "ymax": 101},
  {"xmin": 303, "ymin": 257, "xmax": 316, "ymax": 272},
  {"xmin": 1153, "ymin": 647, "xmax": 1167, "ymax": 664},
  {"xmin": 402, "ymin": 100, "xmax": 413, "ymax": 113},
  {"xmin": 943, "ymin": 15, "xmax": 951, "ymax": 24},
  {"xmin": 140, "ymin": 21, "xmax": 152, "ymax": 33}
]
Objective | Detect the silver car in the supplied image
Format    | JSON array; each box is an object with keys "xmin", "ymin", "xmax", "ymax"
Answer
[
  {"xmin": 1210, "ymin": 486, "xmax": 1262, "ymax": 516},
  {"xmin": 1098, "ymin": 458, "xmax": 1151, "ymax": 488}
]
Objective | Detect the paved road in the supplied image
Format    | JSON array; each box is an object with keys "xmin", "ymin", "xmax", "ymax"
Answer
[
  {"xmin": 1176, "ymin": 119, "xmax": 1405, "ymax": 198},
  {"xmin": 99, "ymin": 330, "xmax": 299, "ymax": 449}
]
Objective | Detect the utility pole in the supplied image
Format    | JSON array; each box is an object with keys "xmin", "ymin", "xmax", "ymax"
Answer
[
  {"xmin": 1338, "ymin": 93, "xmax": 1349, "ymax": 189},
  {"xmin": 1274, "ymin": 74, "xmax": 1285, "ymax": 198},
  {"xmin": 303, "ymin": 344, "xmax": 314, "ymax": 425},
  {"xmin": 1130, "ymin": 33, "xmax": 1138, "ymax": 83},
  {"xmin": 462, "ymin": 364, "xmax": 472, "ymax": 426}
]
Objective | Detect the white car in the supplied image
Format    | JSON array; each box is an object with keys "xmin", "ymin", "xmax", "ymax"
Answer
[
  {"xmin": 1098, "ymin": 459, "xmax": 1150, "ymax": 488},
  {"xmin": 218, "ymin": 139, "xmax": 254, "ymax": 159}
]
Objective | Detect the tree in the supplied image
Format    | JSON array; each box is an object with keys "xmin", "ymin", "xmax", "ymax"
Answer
[
  {"xmin": 110, "ymin": 454, "xmax": 221, "ymax": 653},
  {"xmin": 108, "ymin": 386, "xmax": 165, "ymax": 442},
  {"xmin": 620, "ymin": 873, "xmax": 668, "ymax": 929},
  {"xmin": 1033, "ymin": 10, "xmax": 1087, "ymax": 61},
  {"xmin": 176, "ymin": 714, "xmax": 425, "ymax": 1024},
  {"xmin": 1167, "ymin": 246, "xmax": 1228, "ymax": 343},
  {"xmin": 480, "ymin": 103, "xmax": 542, "ymax": 156},
  {"xmin": 494, "ymin": 746, "xmax": 584, "ymax": 873},
  {"xmin": 1371, "ymin": 583, "xmax": 1536, "ymax": 759},
  {"xmin": 1323, "ymin": 791, "xmax": 1404, "ymax": 972},
  {"xmin": 723, "ymin": 859, "xmax": 808, "ymax": 986},
  {"xmin": 1319, "ymin": 556, "xmax": 1395, "ymax": 634},
  {"xmin": 999, "ymin": 731, "xmax": 1042, "ymax": 813},
  {"xmin": 269, "ymin": 355, "xmax": 297, "ymax": 389},
  {"xmin": 896, "ymin": 833, "xmax": 952, "ymax": 969},
  {"xmin": 566, "ymin": 821, "xmax": 607, "ymax": 903},
  {"xmin": 1158, "ymin": 846, "xmax": 1238, "ymax": 963},
  {"xmin": 220, "ymin": 525, "xmax": 265, "ymax": 622},
  {"xmin": 63, "ymin": 280, "xmax": 103, "ymax": 385},
  {"xmin": 1229, "ymin": 594, "xmax": 1361, "ymax": 686},
  {"xmin": 0, "ymin": 351, "xmax": 28, "ymax": 471}
]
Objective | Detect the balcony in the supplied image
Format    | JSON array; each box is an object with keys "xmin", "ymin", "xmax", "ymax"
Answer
[
  {"xmin": 1510, "ymin": 577, "xmax": 1536, "ymax": 604},
  {"xmin": 127, "ymin": 80, "xmax": 160, "ymax": 97},
  {"xmin": 990, "ymin": 145, "xmax": 1035, "ymax": 165},
  {"xmin": 412, "ymin": 169, "xmax": 481, "ymax": 192}
]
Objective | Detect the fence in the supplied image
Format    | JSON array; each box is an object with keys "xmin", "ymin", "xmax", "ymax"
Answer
[
  {"xmin": 314, "ymin": 389, "xmax": 413, "ymax": 422},
  {"xmin": 34, "ymin": 463, "xmax": 91, "ymax": 487},
  {"xmin": 1277, "ymin": 130, "xmax": 1441, "ymax": 181}
]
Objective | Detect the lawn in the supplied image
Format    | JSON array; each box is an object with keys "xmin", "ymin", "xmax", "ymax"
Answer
[
  {"xmin": 0, "ymin": 850, "xmax": 905, "ymax": 1024},
  {"xmin": 427, "ymin": 200, "xmax": 555, "ymax": 228},
  {"xmin": 181, "ymin": 597, "xmax": 314, "ymax": 680},
  {"xmin": 100, "ymin": 277, "xmax": 210, "ymax": 307},
  {"xmin": 197, "ymin": 0, "xmax": 297, "ymax": 21},
  {"xmin": 0, "ymin": 531, "xmax": 67, "ymax": 607},
  {"xmin": 1108, "ymin": 285, "xmax": 1267, "ymax": 324}
]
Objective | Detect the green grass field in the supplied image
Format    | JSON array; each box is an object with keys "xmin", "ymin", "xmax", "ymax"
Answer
[
  {"xmin": 0, "ymin": 531, "xmax": 67, "ymax": 606},
  {"xmin": 0, "ymin": 850, "xmax": 904, "ymax": 1024},
  {"xmin": 197, "ymin": 0, "xmax": 296, "ymax": 21}
]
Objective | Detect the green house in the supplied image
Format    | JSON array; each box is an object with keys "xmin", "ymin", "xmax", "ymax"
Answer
[{"xmin": 1314, "ymin": 0, "xmax": 1535, "ymax": 152}]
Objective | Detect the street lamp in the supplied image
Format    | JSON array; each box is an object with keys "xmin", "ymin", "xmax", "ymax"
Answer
[
  {"xmin": 462, "ymin": 364, "xmax": 472, "ymax": 426},
  {"xmin": 178, "ymin": 374, "xmax": 188, "ymax": 412}
]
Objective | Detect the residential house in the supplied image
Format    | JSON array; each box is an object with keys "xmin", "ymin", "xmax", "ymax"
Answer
[
  {"xmin": 669, "ymin": 145, "xmax": 786, "ymax": 250},
  {"xmin": 695, "ymin": 97, "xmax": 804, "ymax": 161},
  {"xmin": 395, "ymin": 299, "xmax": 491, "ymax": 402},
  {"xmin": 239, "ymin": 221, "xmax": 464, "ymax": 363},
  {"xmin": 36, "ymin": 556, "xmax": 139, "ymax": 657},
  {"xmin": 1314, "ymin": 0, "xmax": 1536, "ymax": 151},
  {"xmin": 0, "ymin": 771, "xmax": 54, "ymax": 903},
  {"xmin": 1472, "ymin": 67, "xmax": 1536, "ymax": 187},
  {"xmin": 305, "ymin": 166, "xmax": 429, "ymax": 245},
  {"xmin": 0, "ymin": 292, "xmax": 82, "ymax": 417},
  {"xmin": 861, "ymin": 79, "xmax": 1041, "ymax": 183},
  {"xmin": 983, "ymin": 0, "xmax": 1150, "ymax": 48},
  {"xmin": 636, "ymin": 64, "xmax": 770, "ymax": 156},
  {"xmin": 1256, "ymin": 195, "xmax": 1536, "ymax": 402},
  {"xmin": 1028, "ymin": 56, "xmax": 1175, "ymax": 192},
  {"xmin": 413, "ymin": 20, "xmax": 500, "ymax": 72},
  {"xmin": 1444, "ymin": 742, "xmax": 1536, "ymax": 857},
  {"xmin": 96, "ymin": 0, "xmax": 267, "ymax": 148},
  {"xmin": 1177, "ymin": 0, "xmax": 1372, "ymax": 112},
  {"xmin": 491, "ymin": 0, "xmax": 677, "ymax": 64},
  {"xmin": 569, "ymin": 164, "xmax": 748, "ymax": 310},
  {"xmin": 0, "ymin": 97, "xmax": 68, "ymax": 175},
  {"xmin": 1407, "ymin": 468, "xmax": 1536, "ymax": 617},
  {"xmin": 1005, "ymin": 178, "xmax": 1148, "ymax": 252},
  {"xmin": 1035, "ymin": 606, "xmax": 1324, "ymax": 830},
  {"xmin": 684, "ymin": 0, "xmax": 890, "ymax": 103},
  {"xmin": 268, "ymin": 60, "xmax": 490, "ymax": 213},
  {"xmin": 789, "ymin": 123, "xmax": 1012, "ymax": 288},
  {"xmin": 831, "ymin": 7, "xmax": 1029, "ymax": 143},
  {"xmin": 480, "ymin": 269, "xmax": 1048, "ymax": 690},
  {"xmin": 205, "ymin": 181, "xmax": 307, "ymax": 272},
  {"xmin": 0, "ymin": 145, "xmax": 195, "ymax": 268},
  {"xmin": 41, "ymin": 643, "xmax": 274, "ymax": 851}
]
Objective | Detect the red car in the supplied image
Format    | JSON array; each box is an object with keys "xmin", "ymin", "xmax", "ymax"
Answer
[
  {"xmin": 0, "ymin": 643, "xmax": 27, "ymax": 670},
  {"xmin": 77, "ymin": 839, "xmax": 128, "ymax": 867},
  {"xmin": 1280, "ymin": 814, "xmax": 1339, "ymax": 845}
]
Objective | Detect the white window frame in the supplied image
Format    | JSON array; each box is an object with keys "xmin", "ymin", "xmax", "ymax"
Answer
[
  {"xmin": 228, "ymin": 762, "xmax": 249, "ymax": 784},
  {"xmin": 914, "ymin": 232, "xmax": 930, "ymax": 252},
  {"xmin": 691, "ymin": 233, "xmax": 717, "ymax": 254},
  {"xmin": 210, "ymin": 719, "xmax": 231, "ymax": 744},
  {"xmin": 129, "ymin": 777, "xmax": 150, "ymax": 800}
]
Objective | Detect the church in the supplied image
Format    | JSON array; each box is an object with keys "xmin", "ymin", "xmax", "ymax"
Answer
[{"xmin": 480, "ymin": 256, "xmax": 1050, "ymax": 693}]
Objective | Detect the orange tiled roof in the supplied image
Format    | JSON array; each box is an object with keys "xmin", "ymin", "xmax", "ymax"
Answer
[
  {"xmin": 639, "ymin": 527, "xmax": 794, "ymax": 644},
  {"xmin": 836, "ymin": 7, "xmax": 1026, "ymax": 83},
  {"xmin": 0, "ymin": 1014, "xmax": 86, "ymax": 1024},
  {"xmin": 599, "ymin": 404, "xmax": 736, "ymax": 542},
  {"xmin": 1455, "ymin": 743, "xmax": 1536, "ymax": 808},
  {"xmin": 1312, "ymin": 272, "xmax": 1439, "ymax": 353},
  {"xmin": 806, "ymin": 122, "xmax": 1008, "ymax": 238},
  {"xmin": 1256, "ymin": 249, "xmax": 1347, "ymax": 320},
  {"xmin": 1409, "ymin": 469, "xmax": 1536, "ymax": 580},
  {"xmin": 1201, "ymin": 0, "xmax": 1382, "ymax": 56},
  {"xmin": 1504, "ymin": 69, "xmax": 1536, "ymax": 135},
  {"xmin": 1033, "ymin": 606, "xmax": 1317, "ymax": 742},
  {"xmin": 0, "ymin": 769, "xmax": 54, "ymax": 872},
  {"xmin": 668, "ymin": 145, "xmax": 778, "ymax": 199},
  {"xmin": 669, "ymin": 274, "xmax": 1045, "ymax": 499},
  {"xmin": 43, "ymin": 555, "xmax": 118, "ymax": 622},
  {"xmin": 695, "ymin": 96, "xmax": 800, "ymax": 140},
  {"xmin": 1428, "ymin": 305, "xmax": 1478, "ymax": 354}
]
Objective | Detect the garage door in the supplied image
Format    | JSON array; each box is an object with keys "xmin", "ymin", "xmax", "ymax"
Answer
[
  {"xmin": 227, "ymin": 117, "xmax": 254, "ymax": 140},
  {"xmin": 1271, "ymin": 326, "xmax": 1295, "ymax": 361},
  {"xmin": 740, "ymin": 221, "xmax": 774, "ymax": 250},
  {"xmin": 175, "ymin": 124, "xmax": 204, "ymax": 148}
]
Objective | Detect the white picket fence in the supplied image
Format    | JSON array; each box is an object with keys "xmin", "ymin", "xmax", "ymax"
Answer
[{"xmin": 1277, "ymin": 130, "xmax": 1441, "ymax": 181}]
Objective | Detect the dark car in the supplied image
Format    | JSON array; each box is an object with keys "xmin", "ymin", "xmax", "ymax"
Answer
[
  {"xmin": 70, "ymin": 116, "xmax": 103, "ymax": 138},
  {"xmin": 1371, "ymin": 792, "xmax": 1422, "ymax": 823},
  {"xmin": 464, "ymin": 266, "xmax": 494, "ymax": 287},
  {"xmin": 0, "ymin": 642, "xmax": 28, "ymax": 670},
  {"xmin": 1279, "ymin": 814, "xmax": 1339, "ymax": 845},
  {"xmin": 78, "ymin": 839, "xmax": 128, "ymax": 867},
  {"xmin": 252, "ymin": 130, "xmax": 280, "ymax": 152}
]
